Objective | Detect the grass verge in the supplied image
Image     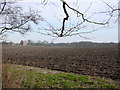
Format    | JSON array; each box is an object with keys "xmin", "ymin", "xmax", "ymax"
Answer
[{"xmin": 2, "ymin": 64, "xmax": 120, "ymax": 88}]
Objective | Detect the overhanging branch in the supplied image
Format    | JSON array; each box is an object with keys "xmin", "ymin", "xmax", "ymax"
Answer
[
  {"xmin": 0, "ymin": 0, "xmax": 6, "ymax": 14},
  {"xmin": 60, "ymin": 2, "xmax": 69, "ymax": 37},
  {"xmin": 59, "ymin": 0, "xmax": 111, "ymax": 37}
]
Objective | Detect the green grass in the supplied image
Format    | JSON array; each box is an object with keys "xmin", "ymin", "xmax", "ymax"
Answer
[{"xmin": 3, "ymin": 64, "xmax": 120, "ymax": 88}]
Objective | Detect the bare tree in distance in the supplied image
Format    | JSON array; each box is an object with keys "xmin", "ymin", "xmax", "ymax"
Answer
[{"xmin": 0, "ymin": 0, "xmax": 119, "ymax": 38}]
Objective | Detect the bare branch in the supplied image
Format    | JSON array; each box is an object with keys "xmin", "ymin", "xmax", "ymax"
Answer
[
  {"xmin": 0, "ymin": 0, "xmax": 6, "ymax": 14},
  {"xmin": 64, "ymin": 1, "xmax": 109, "ymax": 25},
  {"xmin": 60, "ymin": 2, "xmax": 69, "ymax": 37},
  {"xmin": 0, "ymin": 1, "xmax": 43, "ymax": 35},
  {"xmin": 83, "ymin": 2, "xmax": 92, "ymax": 14}
]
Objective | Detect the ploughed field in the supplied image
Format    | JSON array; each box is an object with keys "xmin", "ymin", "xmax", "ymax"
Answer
[{"xmin": 2, "ymin": 45, "xmax": 120, "ymax": 80}]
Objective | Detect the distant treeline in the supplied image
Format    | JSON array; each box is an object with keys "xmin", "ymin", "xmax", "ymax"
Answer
[
  {"xmin": 29, "ymin": 41, "xmax": 118, "ymax": 48},
  {"xmin": 1, "ymin": 41, "xmax": 118, "ymax": 48}
]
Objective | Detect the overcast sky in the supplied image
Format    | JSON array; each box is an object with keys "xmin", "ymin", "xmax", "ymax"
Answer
[{"xmin": 3, "ymin": 0, "xmax": 118, "ymax": 43}]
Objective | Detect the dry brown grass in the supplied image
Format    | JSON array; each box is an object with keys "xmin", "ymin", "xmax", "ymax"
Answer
[
  {"xmin": 2, "ymin": 64, "xmax": 21, "ymax": 88},
  {"xmin": 2, "ymin": 63, "xmax": 62, "ymax": 88}
]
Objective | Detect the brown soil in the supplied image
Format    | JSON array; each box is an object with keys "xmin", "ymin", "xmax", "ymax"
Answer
[{"xmin": 2, "ymin": 45, "xmax": 120, "ymax": 81}]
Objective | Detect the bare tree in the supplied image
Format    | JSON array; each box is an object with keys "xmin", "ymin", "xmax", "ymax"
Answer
[
  {"xmin": 38, "ymin": 0, "xmax": 119, "ymax": 38},
  {"xmin": 0, "ymin": 0, "xmax": 119, "ymax": 38},
  {"xmin": 0, "ymin": 0, "xmax": 43, "ymax": 35}
]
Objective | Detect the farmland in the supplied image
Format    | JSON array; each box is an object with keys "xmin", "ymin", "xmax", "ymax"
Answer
[{"xmin": 2, "ymin": 45, "xmax": 120, "ymax": 82}]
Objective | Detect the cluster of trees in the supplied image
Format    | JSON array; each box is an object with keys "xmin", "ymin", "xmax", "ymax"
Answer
[{"xmin": 24, "ymin": 40, "xmax": 52, "ymax": 46}]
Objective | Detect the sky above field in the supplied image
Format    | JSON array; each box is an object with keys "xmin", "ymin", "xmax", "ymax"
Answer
[{"xmin": 3, "ymin": 0, "xmax": 119, "ymax": 43}]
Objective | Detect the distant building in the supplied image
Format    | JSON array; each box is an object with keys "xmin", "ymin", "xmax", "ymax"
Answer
[
  {"xmin": 2, "ymin": 41, "xmax": 15, "ymax": 45},
  {"xmin": 19, "ymin": 40, "xmax": 29, "ymax": 45}
]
